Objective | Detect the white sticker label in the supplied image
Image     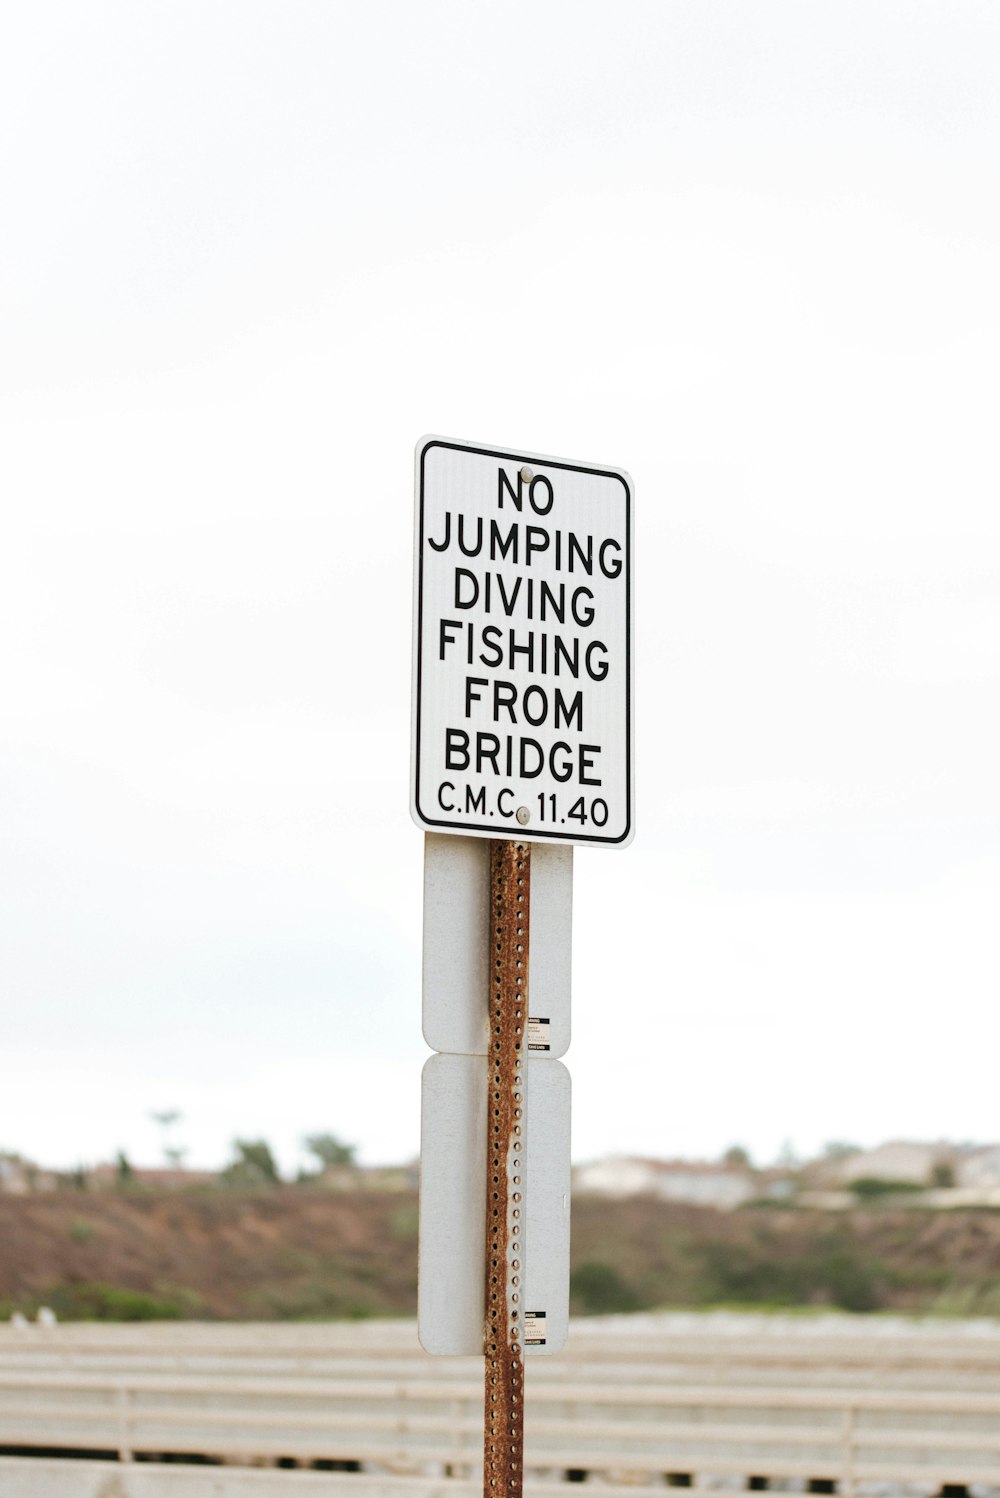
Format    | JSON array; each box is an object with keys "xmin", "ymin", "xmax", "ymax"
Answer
[
  {"xmin": 524, "ymin": 1310, "xmax": 547, "ymax": 1346},
  {"xmin": 527, "ymin": 1016, "xmax": 551, "ymax": 1052}
]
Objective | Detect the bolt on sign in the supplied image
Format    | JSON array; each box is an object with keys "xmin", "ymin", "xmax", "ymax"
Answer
[{"xmin": 412, "ymin": 437, "xmax": 634, "ymax": 848}]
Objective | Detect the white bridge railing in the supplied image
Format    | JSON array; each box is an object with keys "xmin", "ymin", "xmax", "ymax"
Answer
[{"xmin": 1, "ymin": 1316, "xmax": 999, "ymax": 1493}]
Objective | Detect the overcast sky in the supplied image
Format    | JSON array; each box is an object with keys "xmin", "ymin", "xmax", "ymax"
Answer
[{"xmin": 2, "ymin": 2, "xmax": 998, "ymax": 1175}]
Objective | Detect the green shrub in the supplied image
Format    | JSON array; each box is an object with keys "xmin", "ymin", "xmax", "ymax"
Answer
[
  {"xmin": 849, "ymin": 1177, "xmax": 924, "ymax": 1199},
  {"xmin": 698, "ymin": 1234, "xmax": 889, "ymax": 1312},
  {"xmin": 46, "ymin": 1282, "xmax": 189, "ymax": 1321},
  {"xmin": 389, "ymin": 1205, "xmax": 419, "ymax": 1240},
  {"xmin": 570, "ymin": 1261, "xmax": 644, "ymax": 1314},
  {"xmin": 821, "ymin": 1251, "xmax": 881, "ymax": 1312}
]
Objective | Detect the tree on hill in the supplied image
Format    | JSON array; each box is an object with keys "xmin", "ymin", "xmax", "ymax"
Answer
[
  {"xmin": 723, "ymin": 1145, "xmax": 752, "ymax": 1169},
  {"xmin": 150, "ymin": 1109, "xmax": 187, "ymax": 1167},
  {"xmin": 222, "ymin": 1139, "xmax": 281, "ymax": 1186},
  {"xmin": 823, "ymin": 1140, "xmax": 859, "ymax": 1161},
  {"xmin": 303, "ymin": 1133, "xmax": 357, "ymax": 1171}
]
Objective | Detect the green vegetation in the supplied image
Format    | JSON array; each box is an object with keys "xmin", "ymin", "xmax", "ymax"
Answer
[
  {"xmin": 222, "ymin": 1139, "xmax": 281, "ymax": 1186},
  {"xmin": 389, "ymin": 1204, "xmax": 419, "ymax": 1241},
  {"xmin": 849, "ymin": 1177, "xmax": 925, "ymax": 1200},
  {"xmin": 5, "ymin": 1189, "xmax": 1000, "ymax": 1322},
  {"xmin": 698, "ymin": 1238, "xmax": 887, "ymax": 1312},
  {"xmin": 822, "ymin": 1141, "xmax": 860, "ymax": 1161},
  {"xmin": 44, "ymin": 1282, "xmax": 194, "ymax": 1321},
  {"xmin": 303, "ymin": 1133, "xmax": 357, "ymax": 1171},
  {"xmin": 568, "ymin": 1197, "xmax": 1000, "ymax": 1319},
  {"xmin": 248, "ymin": 1279, "xmax": 376, "ymax": 1321},
  {"xmin": 571, "ymin": 1261, "xmax": 645, "ymax": 1314}
]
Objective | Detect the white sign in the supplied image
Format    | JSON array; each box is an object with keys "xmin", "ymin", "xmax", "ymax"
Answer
[
  {"xmin": 412, "ymin": 436, "xmax": 634, "ymax": 848},
  {"xmin": 419, "ymin": 1051, "xmax": 571, "ymax": 1357},
  {"xmin": 422, "ymin": 833, "xmax": 573, "ymax": 1059}
]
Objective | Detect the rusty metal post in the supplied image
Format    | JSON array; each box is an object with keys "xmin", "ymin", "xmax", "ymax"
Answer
[{"xmin": 483, "ymin": 839, "xmax": 529, "ymax": 1496}]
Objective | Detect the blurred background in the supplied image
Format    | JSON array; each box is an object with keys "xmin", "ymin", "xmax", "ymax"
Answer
[{"xmin": 2, "ymin": 1, "xmax": 998, "ymax": 1179}]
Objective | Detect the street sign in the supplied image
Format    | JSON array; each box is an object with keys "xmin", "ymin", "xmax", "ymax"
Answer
[
  {"xmin": 412, "ymin": 436, "xmax": 634, "ymax": 848},
  {"xmin": 418, "ymin": 1051, "xmax": 571, "ymax": 1357},
  {"xmin": 422, "ymin": 832, "xmax": 573, "ymax": 1059},
  {"xmin": 411, "ymin": 438, "xmax": 635, "ymax": 1491}
]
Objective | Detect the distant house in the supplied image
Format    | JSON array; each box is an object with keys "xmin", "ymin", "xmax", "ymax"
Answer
[
  {"xmin": 573, "ymin": 1156, "xmax": 756, "ymax": 1210},
  {"xmin": 0, "ymin": 1156, "xmax": 32, "ymax": 1194},
  {"xmin": 817, "ymin": 1141, "xmax": 958, "ymax": 1188},
  {"xmin": 956, "ymin": 1146, "xmax": 1000, "ymax": 1190},
  {"xmin": 0, "ymin": 1155, "xmax": 57, "ymax": 1194}
]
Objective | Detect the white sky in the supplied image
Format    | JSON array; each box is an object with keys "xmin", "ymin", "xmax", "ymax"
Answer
[{"xmin": 2, "ymin": 2, "xmax": 998, "ymax": 1176}]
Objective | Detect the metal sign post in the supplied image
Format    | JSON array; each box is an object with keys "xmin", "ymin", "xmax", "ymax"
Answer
[
  {"xmin": 412, "ymin": 436, "xmax": 634, "ymax": 1491},
  {"xmin": 483, "ymin": 838, "xmax": 529, "ymax": 1493}
]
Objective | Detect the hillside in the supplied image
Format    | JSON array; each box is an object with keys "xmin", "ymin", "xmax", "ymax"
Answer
[{"xmin": 2, "ymin": 1189, "xmax": 1000, "ymax": 1321}]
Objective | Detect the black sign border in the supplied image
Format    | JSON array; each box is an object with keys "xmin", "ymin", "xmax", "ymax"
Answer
[{"xmin": 413, "ymin": 437, "xmax": 633, "ymax": 847}]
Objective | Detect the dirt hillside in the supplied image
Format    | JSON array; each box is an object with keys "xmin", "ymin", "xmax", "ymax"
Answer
[{"xmin": 2, "ymin": 1189, "xmax": 999, "ymax": 1321}]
